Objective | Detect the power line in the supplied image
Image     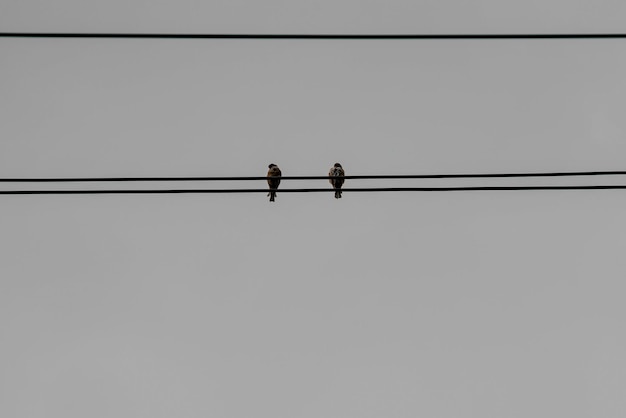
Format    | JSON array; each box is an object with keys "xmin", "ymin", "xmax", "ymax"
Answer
[
  {"xmin": 1, "ymin": 170, "xmax": 626, "ymax": 182},
  {"xmin": 2, "ymin": 32, "xmax": 626, "ymax": 40},
  {"xmin": 3, "ymin": 185, "xmax": 626, "ymax": 195}
]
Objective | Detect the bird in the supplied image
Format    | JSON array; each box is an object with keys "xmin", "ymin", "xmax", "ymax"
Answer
[
  {"xmin": 329, "ymin": 163, "xmax": 345, "ymax": 199},
  {"xmin": 267, "ymin": 164, "xmax": 282, "ymax": 202}
]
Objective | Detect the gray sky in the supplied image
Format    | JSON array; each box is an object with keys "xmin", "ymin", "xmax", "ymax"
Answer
[{"xmin": 2, "ymin": 2, "xmax": 626, "ymax": 417}]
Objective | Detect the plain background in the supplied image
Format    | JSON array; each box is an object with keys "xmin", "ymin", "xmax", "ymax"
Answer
[{"xmin": 1, "ymin": 1, "xmax": 626, "ymax": 417}]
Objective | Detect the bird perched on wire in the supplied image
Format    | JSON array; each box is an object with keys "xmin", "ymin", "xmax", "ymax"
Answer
[
  {"xmin": 329, "ymin": 163, "xmax": 345, "ymax": 199},
  {"xmin": 267, "ymin": 164, "xmax": 282, "ymax": 202}
]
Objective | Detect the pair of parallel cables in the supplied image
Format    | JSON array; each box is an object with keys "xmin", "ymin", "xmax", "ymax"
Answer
[{"xmin": 2, "ymin": 171, "xmax": 626, "ymax": 195}]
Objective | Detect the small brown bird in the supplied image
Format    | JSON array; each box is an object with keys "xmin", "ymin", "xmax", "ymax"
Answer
[
  {"xmin": 267, "ymin": 163, "xmax": 282, "ymax": 202},
  {"xmin": 329, "ymin": 163, "xmax": 345, "ymax": 199}
]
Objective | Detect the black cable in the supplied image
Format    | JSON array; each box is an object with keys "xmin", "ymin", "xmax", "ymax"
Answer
[
  {"xmin": 2, "ymin": 32, "xmax": 626, "ymax": 40},
  {"xmin": 3, "ymin": 185, "xmax": 626, "ymax": 195},
  {"xmin": 1, "ymin": 171, "xmax": 626, "ymax": 182}
]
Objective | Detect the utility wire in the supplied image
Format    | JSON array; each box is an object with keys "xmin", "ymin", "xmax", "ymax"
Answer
[
  {"xmin": 2, "ymin": 32, "xmax": 626, "ymax": 40},
  {"xmin": 3, "ymin": 185, "xmax": 626, "ymax": 195},
  {"xmin": 1, "ymin": 171, "xmax": 626, "ymax": 182}
]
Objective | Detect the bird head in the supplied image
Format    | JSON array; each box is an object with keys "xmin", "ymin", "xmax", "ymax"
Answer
[{"xmin": 334, "ymin": 163, "xmax": 342, "ymax": 168}]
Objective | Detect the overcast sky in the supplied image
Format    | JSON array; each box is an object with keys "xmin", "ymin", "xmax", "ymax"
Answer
[{"xmin": 2, "ymin": 2, "xmax": 626, "ymax": 417}]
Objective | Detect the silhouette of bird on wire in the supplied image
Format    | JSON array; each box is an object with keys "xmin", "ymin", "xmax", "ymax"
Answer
[
  {"xmin": 267, "ymin": 164, "xmax": 282, "ymax": 202},
  {"xmin": 329, "ymin": 163, "xmax": 345, "ymax": 199}
]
